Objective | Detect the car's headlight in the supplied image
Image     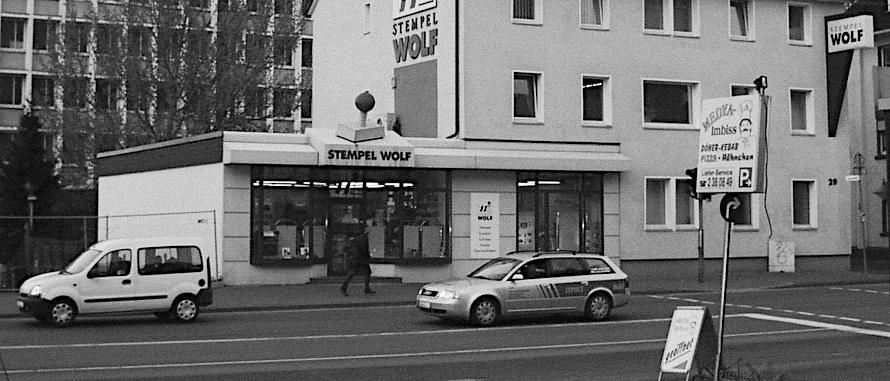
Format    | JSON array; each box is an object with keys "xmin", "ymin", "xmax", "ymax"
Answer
[
  {"xmin": 28, "ymin": 285, "xmax": 42, "ymax": 297},
  {"xmin": 438, "ymin": 290, "xmax": 460, "ymax": 300}
]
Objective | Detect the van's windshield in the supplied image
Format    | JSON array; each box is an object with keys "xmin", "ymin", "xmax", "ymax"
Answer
[{"xmin": 62, "ymin": 249, "xmax": 101, "ymax": 274}]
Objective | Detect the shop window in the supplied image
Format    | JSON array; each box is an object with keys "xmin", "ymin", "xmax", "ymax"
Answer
[
  {"xmin": 792, "ymin": 179, "xmax": 817, "ymax": 229},
  {"xmin": 790, "ymin": 88, "xmax": 813, "ymax": 135},
  {"xmin": 582, "ymin": 76, "xmax": 611, "ymax": 126},
  {"xmin": 643, "ymin": 79, "xmax": 698, "ymax": 129},
  {"xmin": 33, "ymin": 19, "xmax": 58, "ymax": 51},
  {"xmin": 250, "ymin": 167, "xmax": 451, "ymax": 266},
  {"xmin": 513, "ymin": 71, "xmax": 541, "ymax": 122},
  {"xmin": 513, "ymin": 0, "xmax": 542, "ymax": 25},
  {"xmin": 31, "ymin": 76, "xmax": 55, "ymax": 108},
  {"xmin": 1, "ymin": 17, "xmax": 25, "ymax": 49},
  {"xmin": 517, "ymin": 172, "xmax": 603, "ymax": 253},
  {"xmin": 0, "ymin": 74, "xmax": 24, "ymax": 105},
  {"xmin": 644, "ymin": 0, "xmax": 698, "ymax": 36},
  {"xmin": 645, "ymin": 176, "xmax": 698, "ymax": 231},
  {"xmin": 788, "ymin": 3, "xmax": 811, "ymax": 45},
  {"xmin": 580, "ymin": 0, "xmax": 609, "ymax": 29},
  {"xmin": 730, "ymin": 0, "xmax": 754, "ymax": 40}
]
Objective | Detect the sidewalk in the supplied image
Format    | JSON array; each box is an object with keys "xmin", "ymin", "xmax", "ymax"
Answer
[{"xmin": 1, "ymin": 269, "xmax": 887, "ymax": 319}]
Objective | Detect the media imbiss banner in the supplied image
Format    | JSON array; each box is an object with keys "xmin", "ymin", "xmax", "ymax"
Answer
[{"xmin": 696, "ymin": 95, "xmax": 768, "ymax": 194}]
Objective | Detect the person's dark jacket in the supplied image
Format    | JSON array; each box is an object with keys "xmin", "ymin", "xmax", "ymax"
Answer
[{"xmin": 348, "ymin": 233, "xmax": 371, "ymax": 272}]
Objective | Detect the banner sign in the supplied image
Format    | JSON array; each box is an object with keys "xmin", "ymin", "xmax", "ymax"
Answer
[
  {"xmin": 827, "ymin": 15, "xmax": 873, "ymax": 53},
  {"xmin": 660, "ymin": 306, "xmax": 717, "ymax": 375},
  {"xmin": 696, "ymin": 95, "xmax": 768, "ymax": 194},
  {"xmin": 392, "ymin": 0, "xmax": 438, "ymax": 66},
  {"xmin": 470, "ymin": 193, "xmax": 500, "ymax": 258}
]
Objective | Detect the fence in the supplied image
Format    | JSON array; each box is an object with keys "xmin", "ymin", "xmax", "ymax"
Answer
[{"xmin": 0, "ymin": 210, "xmax": 217, "ymax": 288}]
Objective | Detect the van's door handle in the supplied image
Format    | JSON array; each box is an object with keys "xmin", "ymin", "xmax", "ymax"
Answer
[{"xmin": 122, "ymin": 279, "xmax": 131, "ymax": 285}]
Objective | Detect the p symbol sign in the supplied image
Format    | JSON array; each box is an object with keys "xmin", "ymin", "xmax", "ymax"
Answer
[{"xmin": 738, "ymin": 167, "xmax": 752, "ymax": 188}]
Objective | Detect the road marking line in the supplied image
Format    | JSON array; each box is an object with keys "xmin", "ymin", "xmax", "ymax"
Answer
[
  {"xmin": 837, "ymin": 317, "xmax": 861, "ymax": 322},
  {"xmin": 754, "ymin": 306, "xmax": 772, "ymax": 311},
  {"xmin": 827, "ymin": 287, "xmax": 890, "ymax": 296},
  {"xmin": 1, "ymin": 328, "xmax": 828, "ymax": 375},
  {"xmin": 9, "ymin": 315, "xmax": 751, "ymax": 351},
  {"xmin": 863, "ymin": 320, "xmax": 885, "ymax": 325},
  {"xmin": 818, "ymin": 314, "xmax": 838, "ymax": 319},
  {"xmin": 742, "ymin": 313, "xmax": 890, "ymax": 339},
  {"xmin": 797, "ymin": 311, "xmax": 815, "ymax": 316}
]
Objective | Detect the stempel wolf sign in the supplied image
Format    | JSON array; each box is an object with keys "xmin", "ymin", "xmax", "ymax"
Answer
[
  {"xmin": 392, "ymin": 0, "xmax": 438, "ymax": 65},
  {"xmin": 696, "ymin": 95, "xmax": 768, "ymax": 194}
]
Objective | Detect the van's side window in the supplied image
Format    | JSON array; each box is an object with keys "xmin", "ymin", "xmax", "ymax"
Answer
[
  {"xmin": 138, "ymin": 246, "xmax": 203, "ymax": 275},
  {"xmin": 90, "ymin": 250, "xmax": 132, "ymax": 277}
]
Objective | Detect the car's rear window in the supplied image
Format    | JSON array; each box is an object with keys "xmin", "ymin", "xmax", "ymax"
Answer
[{"xmin": 138, "ymin": 246, "xmax": 203, "ymax": 275}]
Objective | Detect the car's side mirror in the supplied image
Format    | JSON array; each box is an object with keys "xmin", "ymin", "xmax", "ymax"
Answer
[{"xmin": 510, "ymin": 273, "xmax": 524, "ymax": 281}]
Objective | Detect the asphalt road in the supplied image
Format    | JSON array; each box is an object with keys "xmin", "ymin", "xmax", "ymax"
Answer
[{"xmin": 0, "ymin": 284, "xmax": 888, "ymax": 380}]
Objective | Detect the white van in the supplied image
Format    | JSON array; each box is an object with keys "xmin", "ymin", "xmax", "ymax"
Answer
[{"xmin": 17, "ymin": 237, "xmax": 213, "ymax": 327}]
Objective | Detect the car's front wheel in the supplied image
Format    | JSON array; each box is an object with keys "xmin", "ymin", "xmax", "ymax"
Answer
[
  {"xmin": 470, "ymin": 297, "xmax": 500, "ymax": 326},
  {"xmin": 172, "ymin": 295, "xmax": 199, "ymax": 323},
  {"xmin": 48, "ymin": 299, "xmax": 77, "ymax": 327},
  {"xmin": 585, "ymin": 293, "xmax": 612, "ymax": 321}
]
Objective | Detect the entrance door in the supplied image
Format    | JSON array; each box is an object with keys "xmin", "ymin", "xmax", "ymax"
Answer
[{"xmin": 327, "ymin": 202, "xmax": 365, "ymax": 276}]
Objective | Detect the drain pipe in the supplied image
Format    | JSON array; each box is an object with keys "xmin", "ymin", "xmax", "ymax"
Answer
[{"xmin": 446, "ymin": 0, "xmax": 460, "ymax": 139}]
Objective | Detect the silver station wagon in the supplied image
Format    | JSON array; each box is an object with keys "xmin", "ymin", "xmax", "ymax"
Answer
[{"xmin": 417, "ymin": 251, "xmax": 629, "ymax": 326}]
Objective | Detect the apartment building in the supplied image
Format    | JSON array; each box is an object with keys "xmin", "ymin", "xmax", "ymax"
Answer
[
  {"xmin": 0, "ymin": 0, "xmax": 314, "ymax": 188},
  {"xmin": 93, "ymin": 0, "xmax": 855, "ymax": 285}
]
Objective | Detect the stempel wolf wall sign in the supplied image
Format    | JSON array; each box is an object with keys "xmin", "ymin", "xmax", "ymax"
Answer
[
  {"xmin": 392, "ymin": 0, "xmax": 438, "ymax": 65},
  {"xmin": 696, "ymin": 95, "xmax": 768, "ymax": 194}
]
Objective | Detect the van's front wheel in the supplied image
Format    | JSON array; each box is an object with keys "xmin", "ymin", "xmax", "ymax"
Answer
[
  {"xmin": 48, "ymin": 299, "xmax": 77, "ymax": 327},
  {"xmin": 172, "ymin": 296, "xmax": 199, "ymax": 323}
]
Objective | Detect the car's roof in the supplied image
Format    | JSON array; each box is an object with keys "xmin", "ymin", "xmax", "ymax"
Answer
[
  {"xmin": 90, "ymin": 237, "xmax": 209, "ymax": 250},
  {"xmin": 504, "ymin": 250, "xmax": 609, "ymax": 261}
]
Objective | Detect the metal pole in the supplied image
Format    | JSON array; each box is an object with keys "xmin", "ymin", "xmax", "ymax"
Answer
[
  {"xmin": 698, "ymin": 197, "xmax": 705, "ymax": 283},
  {"xmin": 714, "ymin": 219, "xmax": 733, "ymax": 381}
]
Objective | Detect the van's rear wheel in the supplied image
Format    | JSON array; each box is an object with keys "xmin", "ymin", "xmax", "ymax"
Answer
[
  {"xmin": 48, "ymin": 299, "xmax": 77, "ymax": 327},
  {"xmin": 172, "ymin": 296, "xmax": 199, "ymax": 323}
]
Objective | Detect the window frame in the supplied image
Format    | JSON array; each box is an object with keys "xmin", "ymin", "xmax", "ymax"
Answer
[
  {"xmin": 877, "ymin": 122, "xmax": 886, "ymax": 158},
  {"xmin": 0, "ymin": 17, "xmax": 26, "ymax": 50},
  {"xmin": 787, "ymin": 2, "xmax": 812, "ymax": 46},
  {"xmin": 731, "ymin": 84, "xmax": 757, "ymax": 97},
  {"xmin": 581, "ymin": 74, "xmax": 611, "ymax": 128},
  {"xmin": 789, "ymin": 87, "xmax": 815, "ymax": 135},
  {"xmin": 513, "ymin": 70, "xmax": 543, "ymax": 124},
  {"xmin": 32, "ymin": 19, "xmax": 58, "ymax": 51},
  {"xmin": 31, "ymin": 75, "xmax": 56, "ymax": 108},
  {"xmin": 644, "ymin": 176, "xmax": 700, "ymax": 231},
  {"xmin": 642, "ymin": 78, "xmax": 700, "ymax": 130},
  {"xmin": 729, "ymin": 0, "xmax": 755, "ymax": 41},
  {"xmin": 512, "ymin": 0, "xmax": 543, "ymax": 26},
  {"xmin": 731, "ymin": 193, "xmax": 761, "ymax": 231},
  {"xmin": 580, "ymin": 0, "xmax": 610, "ymax": 30},
  {"xmin": 0, "ymin": 73, "xmax": 25, "ymax": 106},
  {"xmin": 791, "ymin": 179, "xmax": 817, "ymax": 230},
  {"xmin": 643, "ymin": 0, "xmax": 699, "ymax": 37}
]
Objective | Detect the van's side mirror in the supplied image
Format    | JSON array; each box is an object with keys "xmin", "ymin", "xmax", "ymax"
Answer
[{"xmin": 510, "ymin": 273, "xmax": 524, "ymax": 281}]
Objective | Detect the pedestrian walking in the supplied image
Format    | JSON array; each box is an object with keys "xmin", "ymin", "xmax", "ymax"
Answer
[{"xmin": 340, "ymin": 230, "xmax": 374, "ymax": 296}]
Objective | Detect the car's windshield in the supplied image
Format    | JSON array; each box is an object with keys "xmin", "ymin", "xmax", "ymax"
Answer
[
  {"xmin": 63, "ymin": 249, "xmax": 101, "ymax": 274},
  {"xmin": 467, "ymin": 258, "xmax": 522, "ymax": 280}
]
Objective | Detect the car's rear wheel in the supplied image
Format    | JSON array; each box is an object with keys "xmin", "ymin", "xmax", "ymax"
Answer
[
  {"xmin": 172, "ymin": 295, "xmax": 199, "ymax": 323},
  {"xmin": 585, "ymin": 293, "xmax": 612, "ymax": 321},
  {"xmin": 48, "ymin": 299, "xmax": 77, "ymax": 327},
  {"xmin": 470, "ymin": 297, "xmax": 500, "ymax": 326}
]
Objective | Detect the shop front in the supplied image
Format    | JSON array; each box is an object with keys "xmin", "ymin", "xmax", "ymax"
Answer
[{"xmin": 97, "ymin": 130, "xmax": 630, "ymax": 285}]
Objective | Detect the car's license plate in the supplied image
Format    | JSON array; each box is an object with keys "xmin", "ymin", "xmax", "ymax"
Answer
[
  {"xmin": 418, "ymin": 300, "xmax": 430, "ymax": 309},
  {"xmin": 17, "ymin": 300, "xmax": 24, "ymax": 309}
]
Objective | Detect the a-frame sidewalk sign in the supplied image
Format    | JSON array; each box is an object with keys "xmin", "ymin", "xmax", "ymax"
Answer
[{"xmin": 658, "ymin": 306, "xmax": 718, "ymax": 381}]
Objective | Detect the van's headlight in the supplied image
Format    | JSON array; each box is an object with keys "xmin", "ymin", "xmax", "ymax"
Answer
[
  {"xmin": 28, "ymin": 285, "xmax": 42, "ymax": 297},
  {"xmin": 438, "ymin": 290, "xmax": 460, "ymax": 300}
]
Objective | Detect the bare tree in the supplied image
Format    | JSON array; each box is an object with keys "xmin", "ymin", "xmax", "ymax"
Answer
[{"xmin": 40, "ymin": 0, "xmax": 308, "ymax": 187}]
